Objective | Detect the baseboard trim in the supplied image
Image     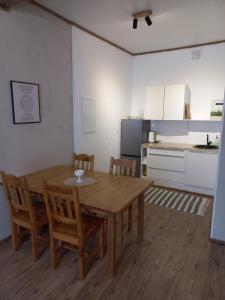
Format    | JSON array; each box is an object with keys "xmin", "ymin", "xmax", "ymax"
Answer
[
  {"xmin": 0, "ymin": 235, "xmax": 11, "ymax": 245},
  {"xmin": 210, "ymin": 238, "xmax": 225, "ymax": 245}
]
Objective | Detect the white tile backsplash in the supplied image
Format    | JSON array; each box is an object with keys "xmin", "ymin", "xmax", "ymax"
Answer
[
  {"xmin": 158, "ymin": 132, "xmax": 220, "ymax": 145},
  {"xmin": 152, "ymin": 120, "xmax": 222, "ymax": 145}
]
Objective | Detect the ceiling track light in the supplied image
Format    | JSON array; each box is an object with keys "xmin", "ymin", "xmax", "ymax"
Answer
[
  {"xmin": 133, "ymin": 18, "xmax": 138, "ymax": 29},
  {"xmin": 145, "ymin": 16, "xmax": 152, "ymax": 27},
  {"xmin": 132, "ymin": 9, "xmax": 152, "ymax": 29}
]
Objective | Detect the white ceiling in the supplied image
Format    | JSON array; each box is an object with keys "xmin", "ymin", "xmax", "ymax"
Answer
[{"xmin": 38, "ymin": 0, "xmax": 225, "ymax": 54}]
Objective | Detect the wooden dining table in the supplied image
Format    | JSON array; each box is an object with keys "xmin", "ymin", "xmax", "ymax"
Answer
[{"xmin": 25, "ymin": 165, "xmax": 153, "ymax": 277}]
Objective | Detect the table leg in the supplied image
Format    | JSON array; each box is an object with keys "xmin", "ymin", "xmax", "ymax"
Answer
[
  {"xmin": 137, "ymin": 193, "xmax": 144, "ymax": 241},
  {"xmin": 108, "ymin": 213, "xmax": 116, "ymax": 277}
]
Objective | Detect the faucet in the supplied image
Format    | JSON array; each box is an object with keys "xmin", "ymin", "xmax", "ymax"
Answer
[{"xmin": 207, "ymin": 134, "xmax": 212, "ymax": 146}]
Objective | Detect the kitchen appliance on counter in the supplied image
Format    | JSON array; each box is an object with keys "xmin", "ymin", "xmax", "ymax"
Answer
[
  {"xmin": 148, "ymin": 131, "xmax": 155, "ymax": 143},
  {"xmin": 121, "ymin": 119, "xmax": 151, "ymax": 177},
  {"xmin": 148, "ymin": 131, "xmax": 160, "ymax": 143}
]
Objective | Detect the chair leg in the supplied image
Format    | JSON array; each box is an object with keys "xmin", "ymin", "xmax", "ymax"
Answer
[
  {"xmin": 31, "ymin": 226, "xmax": 39, "ymax": 261},
  {"xmin": 128, "ymin": 205, "xmax": 133, "ymax": 232},
  {"xmin": 50, "ymin": 237, "xmax": 57, "ymax": 269},
  {"xmin": 78, "ymin": 251, "xmax": 85, "ymax": 281},
  {"xmin": 99, "ymin": 224, "xmax": 104, "ymax": 258},
  {"xmin": 11, "ymin": 223, "xmax": 20, "ymax": 252},
  {"xmin": 120, "ymin": 212, "xmax": 123, "ymax": 246}
]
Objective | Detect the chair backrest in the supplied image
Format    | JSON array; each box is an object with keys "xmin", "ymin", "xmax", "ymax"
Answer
[
  {"xmin": 42, "ymin": 182, "xmax": 84, "ymax": 246},
  {"xmin": 73, "ymin": 153, "xmax": 94, "ymax": 171},
  {"xmin": 1, "ymin": 171, "xmax": 34, "ymax": 218},
  {"xmin": 0, "ymin": 171, "xmax": 10, "ymax": 199},
  {"xmin": 109, "ymin": 157, "xmax": 136, "ymax": 177}
]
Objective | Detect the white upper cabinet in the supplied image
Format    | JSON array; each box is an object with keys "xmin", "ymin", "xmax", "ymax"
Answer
[
  {"xmin": 164, "ymin": 84, "xmax": 187, "ymax": 120},
  {"xmin": 145, "ymin": 84, "xmax": 190, "ymax": 120},
  {"xmin": 145, "ymin": 85, "xmax": 164, "ymax": 120}
]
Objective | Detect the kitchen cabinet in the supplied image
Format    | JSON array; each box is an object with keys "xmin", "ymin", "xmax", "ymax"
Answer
[
  {"xmin": 147, "ymin": 148, "xmax": 186, "ymax": 172},
  {"xmin": 164, "ymin": 84, "xmax": 187, "ymax": 120},
  {"xmin": 145, "ymin": 84, "xmax": 189, "ymax": 120},
  {"xmin": 145, "ymin": 85, "xmax": 164, "ymax": 119},
  {"xmin": 147, "ymin": 168, "xmax": 185, "ymax": 184},
  {"xmin": 185, "ymin": 151, "xmax": 218, "ymax": 189},
  {"xmin": 146, "ymin": 148, "xmax": 186, "ymax": 184},
  {"xmin": 142, "ymin": 145, "xmax": 218, "ymax": 195}
]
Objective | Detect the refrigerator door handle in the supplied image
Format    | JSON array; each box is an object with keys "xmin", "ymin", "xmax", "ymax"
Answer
[{"xmin": 121, "ymin": 155, "xmax": 141, "ymax": 158}]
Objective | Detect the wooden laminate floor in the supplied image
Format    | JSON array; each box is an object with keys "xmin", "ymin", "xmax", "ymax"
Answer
[{"xmin": 1, "ymin": 200, "xmax": 225, "ymax": 300}]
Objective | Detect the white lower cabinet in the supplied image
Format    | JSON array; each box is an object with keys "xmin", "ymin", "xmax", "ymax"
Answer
[
  {"xmin": 185, "ymin": 151, "xmax": 218, "ymax": 189},
  {"xmin": 146, "ymin": 148, "xmax": 186, "ymax": 188},
  {"xmin": 147, "ymin": 149, "xmax": 186, "ymax": 172},
  {"xmin": 147, "ymin": 168, "xmax": 185, "ymax": 183},
  {"xmin": 145, "ymin": 147, "xmax": 218, "ymax": 195}
]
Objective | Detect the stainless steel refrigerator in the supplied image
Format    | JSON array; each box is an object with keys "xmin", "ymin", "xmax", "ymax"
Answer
[{"xmin": 121, "ymin": 119, "xmax": 151, "ymax": 177}]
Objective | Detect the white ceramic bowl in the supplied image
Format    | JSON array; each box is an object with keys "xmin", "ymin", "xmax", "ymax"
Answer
[{"xmin": 74, "ymin": 169, "xmax": 85, "ymax": 177}]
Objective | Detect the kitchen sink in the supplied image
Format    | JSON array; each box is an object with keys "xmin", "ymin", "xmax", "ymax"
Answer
[{"xmin": 193, "ymin": 144, "xmax": 219, "ymax": 150}]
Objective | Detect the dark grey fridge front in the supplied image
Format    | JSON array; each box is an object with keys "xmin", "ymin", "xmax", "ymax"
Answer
[{"xmin": 121, "ymin": 119, "xmax": 151, "ymax": 177}]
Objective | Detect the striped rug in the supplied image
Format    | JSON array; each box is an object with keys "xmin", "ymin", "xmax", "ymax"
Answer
[{"xmin": 144, "ymin": 186, "xmax": 210, "ymax": 216}]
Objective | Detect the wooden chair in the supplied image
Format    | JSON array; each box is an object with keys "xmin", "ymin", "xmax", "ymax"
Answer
[
  {"xmin": 1, "ymin": 171, "xmax": 48, "ymax": 261},
  {"xmin": 109, "ymin": 157, "xmax": 136, "ymax": 177},
  {"xmin": 73, "ymin": 153, "xmax": 94, "ymax": 171},
  {"xmin": 42, "ymin": 182, "xmax": 104, "ymax": 280},
  {"xmin": 109, "ymin": 157, "xmax": 136, "ymax": 245}
]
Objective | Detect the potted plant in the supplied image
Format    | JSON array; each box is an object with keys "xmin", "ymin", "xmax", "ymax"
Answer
[{"xmin": 210, "ymin": 110, "xmax": 223, "ymax": 120}]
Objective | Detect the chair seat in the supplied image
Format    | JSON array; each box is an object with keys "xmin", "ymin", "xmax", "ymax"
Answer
[
  {"xmin": 53, "ymin": 214, "xmax": 104, "ymax": 244},
  {"xmin": 13, "ymin": 203, "xmax": 48, "ymax": 228}
]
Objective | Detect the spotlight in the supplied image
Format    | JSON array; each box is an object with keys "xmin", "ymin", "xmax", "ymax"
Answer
[
  {"xmin": 132, "ymin": 10, "xmax": 153, "ymax": 29},
  {"xmin": 133, "ymin": 18, "xmax": 138, "ymax": 29},
  {"xmin": 145, "ymin": 16, "xmax": 152, "ymax": 26}
]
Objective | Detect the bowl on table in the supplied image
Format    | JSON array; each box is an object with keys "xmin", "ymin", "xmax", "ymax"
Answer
[{"xmin": 74, "ymin": 169, "xmax": 85, "ymax": 183}]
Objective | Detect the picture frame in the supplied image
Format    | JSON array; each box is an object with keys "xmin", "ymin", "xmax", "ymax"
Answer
[{"xmin": 10, "ymin": 80, "xmax": 41, "ymax": 124}]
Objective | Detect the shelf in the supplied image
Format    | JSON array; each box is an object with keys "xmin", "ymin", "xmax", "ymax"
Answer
[
  {"xmin": 141, "ymin": 164, "xmax": 147, "ymax": 177},
  {"xmin": 187, "ymin": 119, "xmax": 222, "ymax": 122},
  {"xmin": 151, "ymin": 119, "xmax": 222, "ymax": 122}
]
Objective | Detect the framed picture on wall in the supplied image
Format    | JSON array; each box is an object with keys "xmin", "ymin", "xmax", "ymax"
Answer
[{"xmin": 10, "ymin": 80, "xmax": 41, "ymax": 124}]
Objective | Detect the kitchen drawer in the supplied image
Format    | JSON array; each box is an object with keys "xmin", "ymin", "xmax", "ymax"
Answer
[
  {"xmin": 147, "ymin": 168, "xmax": 185, "ymax": 183},
  {"xmin": 147, "ymin": 148, "xmax": 185, "ymax": 157},
  {"xmin": 147, "ymin": 153, "xmax": 186, "ymax": 172}
]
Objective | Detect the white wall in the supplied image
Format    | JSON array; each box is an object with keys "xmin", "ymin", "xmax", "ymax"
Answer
[
  {"xmin": 131, "ymin": 44, "xmax": 225, "ymax": 121},
  {"xmin": 211, "ymin": 102, "xmax": 225, "ymax": 241},
  {"xmin": 0, "ymin": 5, "xmax": 73, "ymax": 240},
  {"xmin": 0, "ymin": 187, "xmax": 11, "ymax": 241},
  {"xmin": 72, "ymin": 27, "xmax": 132, "ymax": 172}
]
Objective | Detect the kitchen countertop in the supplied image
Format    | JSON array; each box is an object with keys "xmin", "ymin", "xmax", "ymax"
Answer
[{"xmin": 142, "ymin": 142, "xmax": 219, "ymax": 153}]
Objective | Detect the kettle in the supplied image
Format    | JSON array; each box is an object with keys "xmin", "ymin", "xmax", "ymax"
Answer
[{"xmin": 148, "ymin": 131, "xmax": 156, "ymax": 143}]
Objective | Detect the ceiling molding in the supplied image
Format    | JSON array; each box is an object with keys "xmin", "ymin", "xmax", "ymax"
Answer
[
  {"xmin": 31, "ymin": 1, "xmax": 225, "ymax": 56},
  {"xmin": 31, "ymin": 0, "xmax": 133, "ymax": 56},
  {"xmin": 2, "ymin": 0, "xmax": 225, "ymax": 56},
  {"xmin": 133, "ymin": 39, "xmax": 225, "ymax": 56},
  {"xmin": 0, "ymin": 0, "xmax": 31, "ymax": 10}
]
